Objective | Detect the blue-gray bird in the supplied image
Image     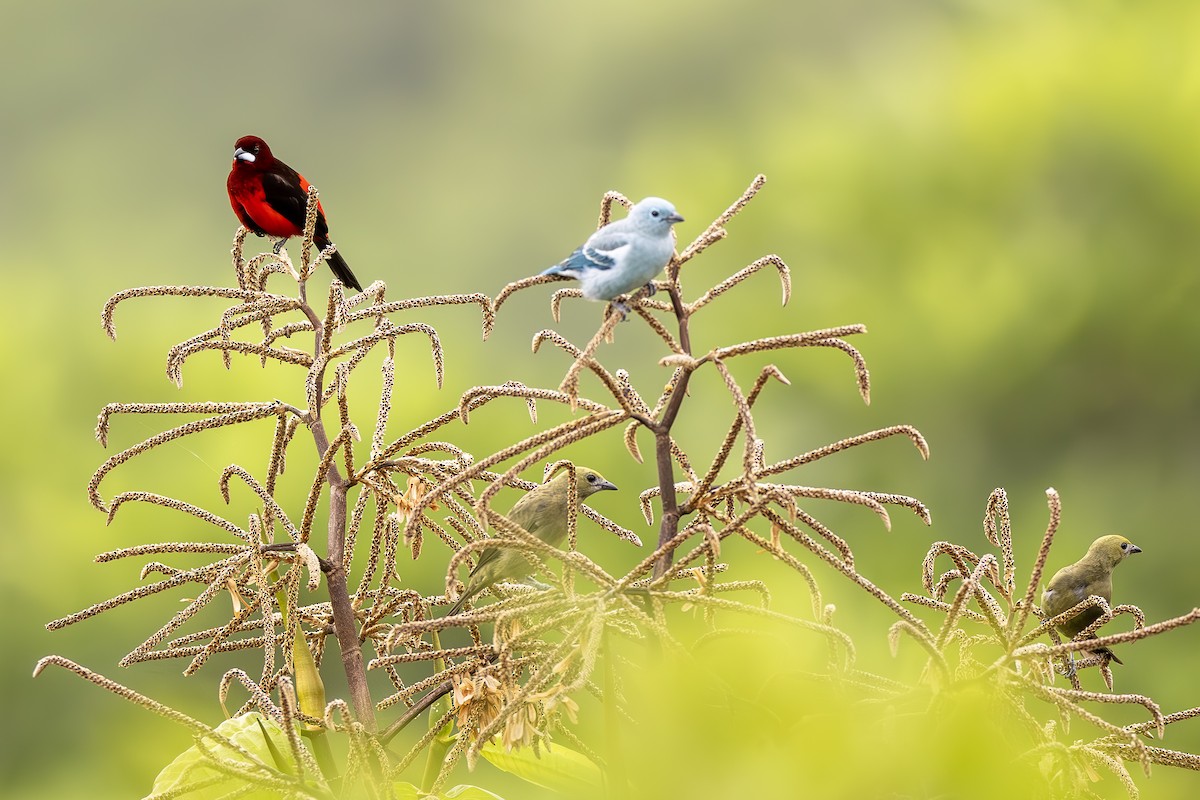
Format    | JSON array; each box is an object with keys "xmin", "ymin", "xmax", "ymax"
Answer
[{"xmin": 541, "ymin": 197, "xmax": 684, "ymax": 309}]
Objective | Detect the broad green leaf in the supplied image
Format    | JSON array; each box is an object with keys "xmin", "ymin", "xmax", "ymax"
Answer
[
  {"xmin": 147, "ymin": 712, "xmax": 308, "ymax": 799},
  {"xmin": 478, "ymin": 739, "xmax": 602, "ymax": 794},
  {"xmin": 392, "ymin": 781, "xmax": 504, "ymax": 800},
  {"xmin": 443, "ymin": 785, "xmax": 506, "ymax": 799},
  {"xmin": 392, "ymin": 782, "xmax": 422, "ymax": 799}
]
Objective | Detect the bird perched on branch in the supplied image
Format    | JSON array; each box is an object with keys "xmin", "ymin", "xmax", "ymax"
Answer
[
  {"xmin": 540, "ymin": 197, "xmax": 683, "ymax": 311},
  {"xmin": 226, "ymin": 135, "xmax": 363, "ymax": 292},
  {"xmin": 1041, "ymin": 534, "xmax": 1141, "ymax": 664},
  {"xmin": 446, "ymin": 466, "xmax": 618, "ymax": 616}
]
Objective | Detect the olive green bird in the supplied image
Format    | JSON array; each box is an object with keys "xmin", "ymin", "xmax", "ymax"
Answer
[
  {"xmin": 1041, "ymin": 534, "xmax": 1141, "ymax": 664},
  {"xmin": 446, "ymin": 466, "xmax": 618, "ymax": 616}
]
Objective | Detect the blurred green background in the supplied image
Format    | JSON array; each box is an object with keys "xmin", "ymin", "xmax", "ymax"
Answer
[{"xmin": 6, "ymin": 0, "xmax": 1200, "ymax": 797}]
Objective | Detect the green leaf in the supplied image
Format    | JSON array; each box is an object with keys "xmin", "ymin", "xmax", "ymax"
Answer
[
  {"xmin": 391, "ymin": 782, "xmax": 422, "ymax": 799},
  {"xmin": 392, "ymin": 781, "xmax": 505, "ymax": 800},
  {"xmin": 443, "ymin": 785, "xmax": 506, "ymax": 799},
  {"xmin": 148, "ymin": 712, "xmax": 308, "ymax": 799},
  {"xmin": 478, "ymin": 739, "xmax": 602, "ymax": 794}
]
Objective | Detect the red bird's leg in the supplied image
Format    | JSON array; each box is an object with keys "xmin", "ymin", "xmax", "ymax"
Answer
[{"xmin": 271, "ymin": 238, "xmax": 286, "ymax": 255}]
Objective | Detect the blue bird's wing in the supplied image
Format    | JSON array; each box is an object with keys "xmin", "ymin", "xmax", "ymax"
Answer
[{"xmin": 542, "ymin": 229, "xmax": 633, "ymax": 276}]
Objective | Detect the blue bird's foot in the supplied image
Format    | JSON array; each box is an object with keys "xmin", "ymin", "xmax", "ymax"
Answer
[
  {"xmin": 643, "ymin": 282, "xmax": 657, "ymax": 297},
  {"xmin": 610, "ymin": 301, "xmax": 632, "ymax": 321}
]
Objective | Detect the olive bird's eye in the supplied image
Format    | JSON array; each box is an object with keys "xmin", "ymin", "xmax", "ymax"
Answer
[{"xmin": 586, "ymin": 474, "xmax": 598, "ymax": 483}]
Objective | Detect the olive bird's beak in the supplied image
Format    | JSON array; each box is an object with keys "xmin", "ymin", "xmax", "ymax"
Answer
[
  {"xmin": 1129, "ymin": 545, "xmax": 1143, "ymax": 554},
  {"xmin": 233, "ymin": 147, "xmax": 255, "ymax": 163},
  {"xmin": 597, "ymin": 480, "xmax": 618, "ymax": 492}
]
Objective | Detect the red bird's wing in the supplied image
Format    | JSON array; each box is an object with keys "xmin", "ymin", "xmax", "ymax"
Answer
[
  {"xmin": 259, "ymin": 165, "xmax": 331, "ymax": 241},
  {"xmin": 227, "ymin": 161, "xmax": 329, "ymax": 241}
]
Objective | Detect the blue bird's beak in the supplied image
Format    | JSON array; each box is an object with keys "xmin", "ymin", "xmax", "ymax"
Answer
[{"xmin": 666, "ymin": 212, "xmax": 685, "ymax": 223}]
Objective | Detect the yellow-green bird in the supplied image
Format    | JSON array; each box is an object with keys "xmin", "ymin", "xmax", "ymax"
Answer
[
  {"xmin": 446, "ymin": 466, "xmax": 618, "ymax": 616},
  {"xmin": 1041, "ymin": 534, "xmax": 1141, "ymax": 663}
]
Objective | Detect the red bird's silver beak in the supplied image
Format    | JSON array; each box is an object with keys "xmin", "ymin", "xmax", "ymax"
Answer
[{"xmin": 233, "ymin": 147, "xmax": 256, "ymax": 163}]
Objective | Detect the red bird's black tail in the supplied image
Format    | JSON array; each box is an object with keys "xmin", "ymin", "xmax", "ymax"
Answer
[{"xmin": 318, "ymin": 245, "xmax": 363, "ymax": 292}]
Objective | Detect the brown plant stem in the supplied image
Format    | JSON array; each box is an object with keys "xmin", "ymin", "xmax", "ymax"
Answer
[
  {"xmin": 651, "ymin": 285, "xmax": 693, "ymax": 579},
  {"xmin": 379, "ymin": 677, "xmax": 453, "ymax": 746},
  {"xmin": 300, "ymin": 290, "xmax": 377, "ymax": 732}
]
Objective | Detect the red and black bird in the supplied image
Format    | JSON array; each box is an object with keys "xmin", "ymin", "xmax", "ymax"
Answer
[{"xmin": 226, "ymin": 135, "xmax": 363, "ymax": 292}]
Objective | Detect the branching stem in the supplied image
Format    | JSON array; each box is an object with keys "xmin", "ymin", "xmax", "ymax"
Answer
[
  {"xmin": 651, "ymin": 284, "xmax": 693, "ymax": 579},
  {"xmin": 299, "ymin": 296, "xmax": 376, "ymax": 732}
]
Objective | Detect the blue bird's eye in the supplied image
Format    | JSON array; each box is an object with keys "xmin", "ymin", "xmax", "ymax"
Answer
[{"xmin": 651, "ymin": 210, "xmax": 660, "ymax": 217}]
